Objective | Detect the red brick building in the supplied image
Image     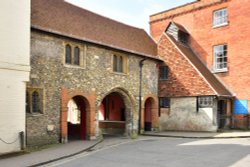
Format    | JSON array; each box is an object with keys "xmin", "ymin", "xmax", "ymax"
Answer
[{"xmin": 150, "ymin": 0, "xmax": 250, "ymax": 130}]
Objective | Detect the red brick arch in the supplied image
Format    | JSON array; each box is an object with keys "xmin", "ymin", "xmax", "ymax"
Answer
[
  {"xmin": 141, "ymin": 95, "xmax": 159, "ymax": 131},
  {"xmin": 61, "ymin": 88, "xmax": 96, "ymax": 143}
]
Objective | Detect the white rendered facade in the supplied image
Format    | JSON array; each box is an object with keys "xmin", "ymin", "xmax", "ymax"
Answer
[{"xmin": 0, "ymin": 0, "xmax": 30, "ymax": 154}]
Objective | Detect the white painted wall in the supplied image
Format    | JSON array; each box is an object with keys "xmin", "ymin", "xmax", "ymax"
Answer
[
  {"xmin": 159, "ymin": 97, "xmax": 217, "ymax": 132},
  {"xmin": 0, "ymin": 0, "xmax": 30, "ymax": 154}
]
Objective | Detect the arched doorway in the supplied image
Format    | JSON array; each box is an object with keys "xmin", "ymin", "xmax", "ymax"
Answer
[
  {"xmin": 144, "ymin": 98, "xmax": 152, "ymax": 131},
  {"xmin": 98, "ymin": 92, "xmax": 126, "ymax": 135},
  {"xmin": 67, "ymin": 96, "xmax": 86, "ymax": 140}
]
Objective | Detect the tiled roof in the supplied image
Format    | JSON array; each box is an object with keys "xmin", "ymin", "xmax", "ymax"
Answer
[
  {"xmin": 167, "ymin": 34, "xmax": 233, "ymax": 97},
  {"xmin": 31, "ymin": 0, "xmax": 158, "ymax": 58}
]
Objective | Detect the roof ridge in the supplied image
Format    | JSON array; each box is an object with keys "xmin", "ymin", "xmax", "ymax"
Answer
[{"xmin": 65, "ymin": 0, "xmax": 145, "ymax": 32}]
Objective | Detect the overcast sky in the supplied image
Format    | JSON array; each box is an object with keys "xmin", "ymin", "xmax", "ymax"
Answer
[{"xmin": 65, "ymin": 0, "xmax": 195, "ymax": 33}]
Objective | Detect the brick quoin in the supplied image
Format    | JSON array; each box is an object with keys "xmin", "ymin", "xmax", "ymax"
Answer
[{"xmin": 151, "ymin": 0, "xmax": 250, "ymax": 114}]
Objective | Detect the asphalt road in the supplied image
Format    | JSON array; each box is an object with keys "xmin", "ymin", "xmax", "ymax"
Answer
[{"xmin": 45, "ymin": 137, "xmax": 250, "ymax": 167}]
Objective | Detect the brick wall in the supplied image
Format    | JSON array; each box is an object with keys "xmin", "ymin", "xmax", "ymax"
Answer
[
  {"xmin": 158, "ymin": 34, "xmax": 214, "ymax": 97},
  {"xmin": 151, "ymin": 0, "xmax": 250, "ymax": 114}
]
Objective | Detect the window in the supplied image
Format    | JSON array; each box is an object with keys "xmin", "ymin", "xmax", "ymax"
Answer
[
  {"xmin": 74, "ymin": 47, "xmax": 80, "ymax": 65},
  {"xmin": 214, "ymin": 44, "xmax": 228, "ymax": 72},
  {"xmin": 159, "ymin": 66, "xmax": 168, "ymax": 80},
  {"xmin": 159, "ymin": 97, "xmax": 170, "ymax": 108},
  {"xmin": 113, "ymin": 54, "xmax": 127, "ymax": 73},
  {"xmin": 198, "ymin": 96, "xmax": 213, "ymax": 108},
  {"xmin": 26, "ymin": 88, "xmax": 43, "ymax": 114},
  {"xmin": 178, "ymin": 31, "xmax": 188, "ymax": 44},
  {"xmin": 32, "ymin": 91, "xmax": 40, "ymax": 113},
  {"xmin": 65, "ymin": 44, "xmax": 72, "ymax": 64},
  {"xmin": 65, "ymin": 44, "xmax": 84, "ymax": 67},
  {"xmin": 213, "ymin": 8, "xmax": 228, "ymax": 27}
]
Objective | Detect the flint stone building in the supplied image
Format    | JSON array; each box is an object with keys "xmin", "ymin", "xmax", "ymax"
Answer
[{"xmin": 27, "ymin": 0, "xmax": 160, "ymax": 146}]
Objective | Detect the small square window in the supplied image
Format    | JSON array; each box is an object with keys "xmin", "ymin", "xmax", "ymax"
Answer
[
  {"xmin": 198, "ymin": 96, "xmax": 213, "ymax": 108},
  {"xmin": 159, "ymin": 97, "xmax": 170, "ymax": 108},
  {"xmin": 213, "ymin": 8, "xmax": 228, "ymax": 27}
]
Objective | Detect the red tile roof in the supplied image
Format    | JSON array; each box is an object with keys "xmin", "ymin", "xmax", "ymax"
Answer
[
  {"xmin": 31, "ymin": 0, "xmax": 158, "ymax": 58},
  {"xmin": 167, "ymin": 34, "xmax": 234, "ymax": 97}
]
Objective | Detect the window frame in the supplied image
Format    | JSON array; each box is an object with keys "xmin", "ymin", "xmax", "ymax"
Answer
[
  {"xmin": 198, "ymin": 96, "xmax": 214, "ymax": 108},
  {"xmin": 26, "ymin": 88, "xmax": 44, "ymax": 114},
  {"xmin": 73, "ymin": 46, "xmax": 80, "ymax": 65},
  {"xmin": 159, "ymin": 97, "xmax": 170, "ymax": 108},
  {"xmin": 112, "ymin": 53, "xmax": 127, "ymax": 74},
  {"xmin": 65, "ymin": 44, "xmax": 72, "ymax": 64},
  {"xmin": 213, "ymin": 8, "xmax": 228, "ymax": 28},
  {"xmin": 213, "ymin": 44, "xmax": 228, "ymax": 72},
  {"xmin": 64, "ymin": 43, "xmax": 85, "ymax": 68}
]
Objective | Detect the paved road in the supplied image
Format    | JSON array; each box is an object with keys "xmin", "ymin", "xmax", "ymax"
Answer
[{"xmin": 44, "ymin": 137, "xmax": 250, "ymax": 167}]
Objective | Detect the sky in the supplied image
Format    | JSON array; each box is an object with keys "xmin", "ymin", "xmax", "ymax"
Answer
[{"xmin": 65, "ymin": 0, "xmax": 195, "ymax": 33}]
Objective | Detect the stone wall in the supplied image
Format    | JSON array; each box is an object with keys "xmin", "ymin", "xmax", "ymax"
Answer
[
  {"xmin": 159, "ymin": 97, "xmax": 217, "ymax": 132},
  {"xmin": 27, "ymin": 30, "xmax": 159, "ymax": 146}
]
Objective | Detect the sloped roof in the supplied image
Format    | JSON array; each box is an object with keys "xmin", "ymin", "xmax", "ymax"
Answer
[
  {"xmin": 166, "ymin": 34, "xmax": 233, "ymax": 97},
  {"xmin": 31, "ymin": 0, "xmax": 158, "ymax": 58}
]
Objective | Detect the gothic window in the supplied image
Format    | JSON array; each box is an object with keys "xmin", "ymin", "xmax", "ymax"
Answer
[
  {"xmin": 26, "ymin": 91, "xmax": 30, "ymax": 113},
  {"xmin": 113, "ymin": 54, "xmax": 127, "ymax": 73},
  {"xmin": 65, "ymin": 44, "xmax": 72, "ymax": 64},
  {"xmin": 113, "ymin": 55, "xmax": 118, "ymax": 72},
  {"xmin": 65, "ymin": 43, "xmax": 84, "ymax": 67},
  {"xmin": 74, "ymin": 47, "xmax": 80, "ymax": 65},
  {"xmin": 26, "ymin": 88, "xmax": 43, "ymax": 114},
  {"xmin": 32, "ymin": 91, "xmax": 40, "ymax": 113}
]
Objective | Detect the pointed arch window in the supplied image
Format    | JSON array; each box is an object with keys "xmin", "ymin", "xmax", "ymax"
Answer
[
  {"xmin": 113, "ymin": 54, "xmax": 127, "ymax": 73},
  {"xmin": 74, "ymin": 47, "xmax": 80, "ymax": 65},
  {"xmin": 65, "ymin": 44, "xmax": 72, "ymax": 64},
  {"xmin": 26, "ymin": 91, "xmax": 30, "ymax": 113},
  {"xmin": 119, "ymin": 56, "xmax": 124, "ymax": 72},
  {"xmin": 26, "ymin": 88, "xmax": 43, "ymax": 114},
  {"xmin": 32, "ymin": 91, "xmax": 40, "ymax": 113},
  {"xmin": 113, "ymin": 55, "xmax": 118, "ymax": 72}
]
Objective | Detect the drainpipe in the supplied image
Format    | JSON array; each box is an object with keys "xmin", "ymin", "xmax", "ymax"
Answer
[{"xmin": 138, "ymin": 58, "xmax": 146, "ymax": 134}]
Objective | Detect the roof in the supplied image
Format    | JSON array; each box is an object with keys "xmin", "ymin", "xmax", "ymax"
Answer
[
  {"xmin": 31, "ymin": 0, "xmax": 158, "ymax": 58},
  {"xmin": 166, "ymin": 34, "xmax": 233, "ymax": 97}
]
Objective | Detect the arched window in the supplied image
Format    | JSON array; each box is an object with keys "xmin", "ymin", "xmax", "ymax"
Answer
[
  {"xmin": 26, "ymin": 91, "xmax": 30, "ymax": 113},
  {"xmin": 113, "ymin": 55, "xmax": 118, "ymax": 72},
  {"xmin": 65, "ymin": 44, "xmax": 72, "ymax": 64},
  {"xmin": 32, "ymin": 91, "xmax": 40, "ymax": 113},
  {"xmin": 74, "ymin": 47, "xmax": 80, "ymax": 65},
  {"xmin": 119, "ymin": 56, "xmax": 123, "ymax": 72}
]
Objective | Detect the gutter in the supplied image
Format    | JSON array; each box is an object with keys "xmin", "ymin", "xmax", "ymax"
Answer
[{"xmin": 138, "ymin": 58, "xmax": 146, "ymax": 134}]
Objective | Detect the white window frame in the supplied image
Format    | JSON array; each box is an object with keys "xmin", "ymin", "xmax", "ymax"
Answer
[
  {"xmin": 213, "ymin": 8, "xmax": 228, "ymax": 27},
  {"xmin": 198, "ymin": 96, "xmax": 214, "ymax": 108},
  {"xmin": 213, "ymin": 44, "xmax": 228, "ymax": 72}
]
